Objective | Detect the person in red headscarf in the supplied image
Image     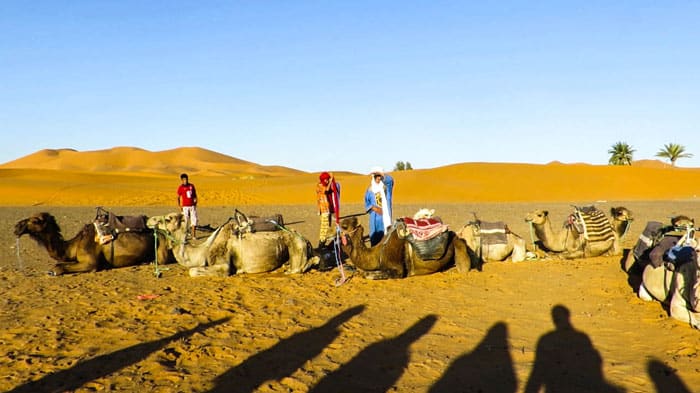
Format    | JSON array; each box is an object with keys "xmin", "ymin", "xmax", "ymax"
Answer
[{"xmin": 316, "ymin": 171, "xmax": 341, "ymax": 248}]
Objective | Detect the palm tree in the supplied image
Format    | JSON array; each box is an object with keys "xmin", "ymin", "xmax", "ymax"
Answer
[
  {"xmin": 655, "ymin": 143, "xmax": 693, "ymax": 166},
  {"xmin": 608, "ymin": 142, "xmax": 635, "ymax": 166}
]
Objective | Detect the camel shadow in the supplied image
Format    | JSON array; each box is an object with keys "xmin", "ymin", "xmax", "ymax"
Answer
[
  {"xmin": 648, "ymin": 358, "xmax": 691, "ymax": 393},
  {"xmin": 428, "ymin": 321, "xmax": 517, "ymax": 393},
  {"xmin": 8, "ymin": 317, "xmax": 230, "ymax": 393},
  {"xmin": 308, "ymin": 314, "xmax": 438, "ymax": 393},
  {"xmin": 524, "ymin": 304, "xmax": 626, "ymax": 393},
  {"xmin": 205, "ymin": 305, "xmax": 365, "ymax": 393}
]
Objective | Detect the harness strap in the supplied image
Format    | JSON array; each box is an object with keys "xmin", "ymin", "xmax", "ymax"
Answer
[{"xmin": 334, "ymin": 225, "xmax": 349, "ymax": 286}]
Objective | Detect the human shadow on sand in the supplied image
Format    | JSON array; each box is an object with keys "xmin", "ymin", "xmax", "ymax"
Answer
[
  {"xmin": 308, "ymin": 314, "xmax": 438, "ymax": 393},
  {"xmin": 428, "ymin": 321, "xmax": 517, "ymax": 393},
  {"xmin": 205, "ymin": 305, "xmax": 365, "ymax": 393},
  {"xmin": 8, "ymin": 317, "xmax": 230, "ymax": 393},
  {"xmin": 524, "ymin": 304, "xmax": 625, "ymax": 393},
  {"xmin": 648, "ymin": 358, "xmax": 691, "ymax": 393}
]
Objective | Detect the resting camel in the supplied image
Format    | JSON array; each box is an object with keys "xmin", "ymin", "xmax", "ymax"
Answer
[
  {"xmin": 625, "ymin": 215, "xmax": 700, "ymax": 328},
  {"xmin": 457, "ymin": 218, "xmax": 527, "ymax": 265},
  {"xmin": 524, "ymin": 206, "xmax": 632, "ymax": 259},
  {"xmin": 638, "ymin": 254, "xmax": 700, "ymax": 329},
  {"xmin": 147, "ymin": 211, "xmax": 318, "ymax": 277},
  {"xmin": 14, "ymin": 212, "xmax": 170, "ymax": 275},
  {"xmin": 339, "ymin": 216, "xmax": 469, "ymax": 280}
]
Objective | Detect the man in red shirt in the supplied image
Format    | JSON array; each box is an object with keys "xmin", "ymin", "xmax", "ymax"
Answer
[
  {"xmin": 316, "ymin": 172, "xmax": 340, "ymax": 248},
  {"xmin": 177, "ymin": 173, "xmax": 198, "ymax": 239}
]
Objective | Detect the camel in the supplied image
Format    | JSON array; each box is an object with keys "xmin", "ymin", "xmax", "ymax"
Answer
[
  {"xmin": 146, "ymin": 212, "xmax": 224, "ymax": 268},
  {"xmin": 338, "ymin": 216, "xmax": 470, "ymax": 280},
  {"xmin": 624, "ymin": 215, "xmax": 700, "ymax": 328},
  {"xmin": 14, "ymin": 212, "xmax": 170, "ymax": 275},
  {"xmin": 623, "ymin": 215, "xmax": 693, "ymax": 273},
  {"xmin": 457, "ymin": 217, "xmax": 528, "ymax": 265},
  {"xmin": 524, "ymin": 206, "xmax": 632, "ymax": 259},
  {"xmin": 638, "ymin": 256, "xmax": 700, "ymax": 329},
  {"xmin": 147, "ymin": 211, "xmax": 318, "ymax": 277}
]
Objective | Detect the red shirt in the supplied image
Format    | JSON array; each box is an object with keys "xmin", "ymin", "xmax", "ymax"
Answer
[{"xmin": 177, "ymin": 183, "xmax": 197, "ymax": 206}]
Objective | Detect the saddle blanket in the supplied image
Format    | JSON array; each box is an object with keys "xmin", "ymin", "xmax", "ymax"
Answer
[
  {"xmin": 401, "ymin": 217, "xmax": 448, "ymax": 241},
  {"xmin": 573, "ymin": 206, "xmax": 615, "ymax": 243},
  {"xmin": 477, "ymin": 221, "xmax": 508, "ymax": 245},
  {"xmin": 407, "ymin": 230, "xmax": 450, "ymax": 260},
  {"xmin": 633, "ymin": 221, "xmax": 663, "ymax": 260}
]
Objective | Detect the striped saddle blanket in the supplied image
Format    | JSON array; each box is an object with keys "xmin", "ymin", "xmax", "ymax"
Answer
[{"xmin": 571, "ymin": 206, "xmax": 615, "ymax": 243}]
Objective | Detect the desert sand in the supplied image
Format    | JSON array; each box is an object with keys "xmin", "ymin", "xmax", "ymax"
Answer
[{"xmin": 1, "ymin": 147, "xmax": 699, "ymax": 393}]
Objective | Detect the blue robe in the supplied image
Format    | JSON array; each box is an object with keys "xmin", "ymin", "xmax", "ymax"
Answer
[{"xmin": 364, "ymin": 174, "xmax": 394, "ymax": 246}]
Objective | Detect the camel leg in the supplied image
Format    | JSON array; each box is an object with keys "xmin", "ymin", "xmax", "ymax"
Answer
[
  {"xmin": 51, "ymin": 256, "xmax": 99, "ymax": 275},
  {"xmin": 360, "ymin": 270, "xmax": 394, "ymax": 280},
  {"xmin": 622, "ymin": 251, "xmax": 638, "ymax": 273},
  {"xmin": 668, "ymin": 271, "xmax": 700, "ymax": 329},
  {"xmin": 189, "ymin": 263, "xmax": 231, "ymax": 277},
  {"xmin": 453, "ymin": 237, "xmax": 471, "ymax": 273},
  {"xmin": 638, "ymin": 284, "xmax": 654, "ymax": 302},
  {"xmin": 284, "ymin": 232, "xmax": 316, "ymax": 274},
  {"xmin": 669, "ymin": 293, "xmax": 700, "ymax": 328},
  {"xmin": 510, "ymin": 237, "xmax": 527, "ymax": 262}
]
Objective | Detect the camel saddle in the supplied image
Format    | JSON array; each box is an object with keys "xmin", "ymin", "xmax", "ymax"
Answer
[
  {"xmin": 93, "ymin": 207, "xmax": 149, "ymax": 245},
  {"xmin": 249, "ymin": 214, "xmax": 284, "ymax": 232},
  {"xmin": 233, "ymin": 209, "xmax": 284, "ymax": 233},
  {"xmin": 396, "ymin": 217, "xmax": 450, "ymax": 260},
  {"xmin": 632, "ymin": 221, "xmax": 663, "ymax": 260},
  {"xmin": 398, "ymin": 217, "xmax": 448, "ymax": 241},
  {"xmin": 473, "ymin": 221, "xmax": 509, "ymax": 245},
  {"xmin": 571, "ymin": 205, "xmax": 615, "ymax": 243}
]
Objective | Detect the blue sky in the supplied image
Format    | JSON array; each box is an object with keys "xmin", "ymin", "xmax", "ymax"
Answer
[{"xmin": 2, "ymin": 1, "xmax": 699, "ymax": 173}]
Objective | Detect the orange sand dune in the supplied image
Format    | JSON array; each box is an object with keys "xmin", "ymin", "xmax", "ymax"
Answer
[
  {"xmin": 0, "ymin": 147, "xmax": 699, "ymax": 206},
  {"xmin": 0, "ymin": 146, "xmax": 304, "ymax": 177}
]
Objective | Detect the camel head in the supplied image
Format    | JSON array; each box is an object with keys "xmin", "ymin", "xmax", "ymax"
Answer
[
  {"xmin": 339, "ymin": 216, "xmax": 364, "ymax": 252},
  {"xmin": 609, "ymin": 206, "xmax": 633, "ymax": 238},
  {"xmin": 147, "ymin": 212, "xmax": 187, "ymax": 245},
  {"xmin": 340, "ymin": 216, "xmax": 360, "ymax": 233},
  {"xmin": 524, "ymin": 210, "xmax": 549, "ymax": 226},
  {"xmin": 147, "ymin": 212, "xmax": 185, "ymax": 234},
  {"xmin": 671, "ymin": 215, "xmax": 694, "ymax": 229},
  {"xmin": 14, "ymin": 212, "xmax": 63, "ymax": 240},
  {"xmin": 610, "ymin": 207, "xmax": 633, "ymax": 224},
  {"xmin": 413, "ymin": 208, "xmax": 435, "ymax": 220}
]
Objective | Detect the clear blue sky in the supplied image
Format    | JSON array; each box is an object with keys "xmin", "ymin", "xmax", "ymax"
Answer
[{"xmin": 2, "ymin": 1, "xmax": 699, "ymax": 173}]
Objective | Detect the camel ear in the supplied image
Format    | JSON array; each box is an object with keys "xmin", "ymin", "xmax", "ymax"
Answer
[{"xmin": 543, "ymin": 210, "xmax": 549, "ymax": 217}]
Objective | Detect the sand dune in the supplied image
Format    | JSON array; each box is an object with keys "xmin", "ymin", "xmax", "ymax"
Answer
[
  {"xmin": 0, "ymin": 147, "xmax": 698, "ymax": 206},
  {"xmin": 0, "ymin": 146, "xmax": 305, "ymax": 177}
]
